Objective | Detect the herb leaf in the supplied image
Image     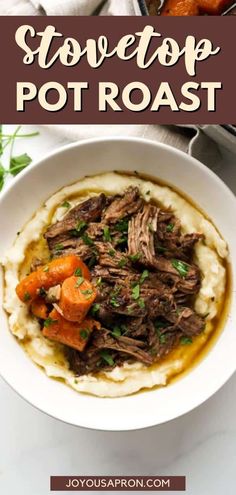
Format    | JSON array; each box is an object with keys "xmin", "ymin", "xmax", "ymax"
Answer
[
  {"xmin": 110, "ymin": 296, "xmax": 120, "ymax": 308},
  {"xmin": 81, "ymin": 289, "xmax": 94, "ymax": 299},
  {"xmin": 61, "ymin": 200, "xmax": 71, "ymax": 209},
  {"xmin": 140, "ymin": 270, "xmax": 149, "ymax": 284},
  {"xmin": 10, "ymin": 153, "xmax": 32, "ymax": 176},
  {"xmin": 100, "ymin": 350, "xmax": 114, "ymax": 366},
  {"xmin": 115, "ymin": 219, "xmax": 129, "ymax": 233},
  {"xmin": 75, "ymin": 276, "xmax": 84, "ymax": 287},
  {"xmin": 23, "ymin": 291, "xmax": 31, "ymax": 302},
  {"xmin": 132, "ymin": 284, "xmax": 140, "ymax": 300},
  {"xmin": 55, "ymin": 243, "xmax": 64, "ymax": 252},
  {"xmin": 180, "ymin": 336, "xmax": 193, "ymax": 345},
  {"xmin": 103, "ymin": 226, "xmax": 111, "ymax": 242},
  {"xmin": 0, "ymin": 164, "xmax": 5, "ymax": 191},
  {"xmin": 166, "ymin": 223, "xmax": 174, "ymax": 232},
  {"xmin": 172, "ymin": 259, "xmax": 189, "ymax": 278},
  {"xmin": 74, "ymin": 268, "xmax": 82, "ymax": 277},
  {"xmin": 128, "ymin": 253, "xmax": 140, "ymax": 262},
  {"xmin": 76, "ymin": 220, "xmax": 87, "ymax": 233},
  {"xmin": 159, "ymin": 334, "xmax": 167, "ymax": 344},
  {"xmin": 138, "ymin": 298, "xmax": 145, "ymax": 309},
  {"xmin": 118, "ymin": 258, "xmax": 127, "ymax": 268},
  {"xmin": 44, "ymin": 317, "xmax": 58, "ymax": 328},
  {"xmin": 81, "ymin": 233, "xmax": 94, "ymax": 246},
  {"xmin": 91, "ymin": 303, "xmax": 100, "ymax": 316},
  {"xmin": 80, "ymin": 329, "xmax": 89, "ymax": 340},
  {"xmin": 111, "ymin": 326, "xmax": 122, "ymax": 337}
]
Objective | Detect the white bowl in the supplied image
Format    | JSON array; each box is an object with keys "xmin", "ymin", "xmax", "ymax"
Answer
[{"xmin": 0, "ymin": 137, "xmax": 235, "ymax": 431}]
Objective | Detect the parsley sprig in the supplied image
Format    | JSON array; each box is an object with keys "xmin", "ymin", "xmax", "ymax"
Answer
[{"xmin": 0, "ymin": 125, "xmax": 39, "ymax": 191}]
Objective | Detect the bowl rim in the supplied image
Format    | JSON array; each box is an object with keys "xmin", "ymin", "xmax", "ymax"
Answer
[{"xmin": 0, "ymin": 136, "xmax": 235, "ymax": 431}]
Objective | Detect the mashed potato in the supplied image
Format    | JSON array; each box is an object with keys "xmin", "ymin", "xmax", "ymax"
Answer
[{"xmin": 2, "ymin": 173, "xmax": 228, "ymax": 397}]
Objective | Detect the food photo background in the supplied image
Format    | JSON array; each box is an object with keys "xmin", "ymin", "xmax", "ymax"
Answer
[{"xmin": 0, "ymin": 123, "xmax": 236, "ymax": 494}]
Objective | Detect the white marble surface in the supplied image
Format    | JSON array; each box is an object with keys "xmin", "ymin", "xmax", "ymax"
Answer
[{"xmin": 0, "ymin": 126, "xmax": 236, "ymax": 495}]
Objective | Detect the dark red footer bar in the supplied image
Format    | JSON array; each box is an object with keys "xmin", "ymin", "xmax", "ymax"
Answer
[{"xmin": 50, "ymin": 476, "xmax": 186, "ymax": 491}]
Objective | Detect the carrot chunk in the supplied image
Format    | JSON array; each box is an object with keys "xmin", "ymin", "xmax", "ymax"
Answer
[
  {"xmin": 31, "ymin": 297, "xmax": 49, "ymax": 320},
  {"xmin": 16, "ymin": 255, "xmax": 91, "ymax": 303},
  {"xmin": 42, "ymin": 308, "xmax": 100, "ymax": 352},
  {"xmin": 161, "ymin": 0, "xmax": 232, "ymax": 15},
  {"xmin": 198, "ymin": 0, "xmax": 232, "ymax": 14},
  {"xmin": 59, "ymin": 276, "xmax": 97, "ymax": 322},
  {"xmin": 161, "ymin": 0, "xmax": 200, "ymax": 15}
]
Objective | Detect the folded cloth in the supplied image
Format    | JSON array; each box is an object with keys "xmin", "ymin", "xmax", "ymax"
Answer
[{"xmin": 0, "ymin": 0, "xmax": 136, "ymax": 15}]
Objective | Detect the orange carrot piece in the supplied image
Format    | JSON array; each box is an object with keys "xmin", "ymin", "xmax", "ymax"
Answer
[
  {"xmin": 198, "ymin": 0, "xmax": 232, "ymax": 14},
  {"xmin": 31, "ymin": 298, "xmax": 49, "ymax": 320},
  {"xmin": 59, "ymin": 276, "xmax": 97, "ymax": 322},
  {"xmin": 16, "ymin": 255, "xmax": 91, "ymax": 303},
  {"xmin": 42, "ymin": 308, "xmax": 100, "ymax": 352},
  {"xmin": 161, "ymin": 0, "xmax": 199, "ymax": 15}
]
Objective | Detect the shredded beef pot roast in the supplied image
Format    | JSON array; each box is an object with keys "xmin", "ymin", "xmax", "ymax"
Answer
[{"xmin": 44, "ymin": 185, "xmax": 205, "ymax": 377}]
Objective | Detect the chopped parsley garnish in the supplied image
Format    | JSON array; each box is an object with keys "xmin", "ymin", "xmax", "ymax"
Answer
[
  {"xmin": 118, "ymin": 258, "xmax": 127, "ymax": 268},
  {"xmin": 44, "ymin": 317, "xmax": 58, "ymax": 328},
  {"xmin": 132, "ymin": 284, "xmax": 140, "ymax": 300},
  {"xmin": 155, "ymin": 320, "xmax": 169, "ymax": 331},
  {"xmin": 74, "ymin": 267, "xmax": 82, "ymax": 277},
  {"xmin": 75, "ymin": 276, "xmax": 84, "ymax": 287},
  {"xmin": 159, "ymin": 334, "xmax": 167, "ymax": 344},
  {"xmin": 91, "ymin": 303, "xmax": 100, "ymax": 316},
  {"xmin": 111, "ymin": 326, "xmax": 122, "ymax": 337},
  {"xmin": 96, "ymin": 277, "xmax": 102, "ymax": 286},
  {"xmin": 140, "ymin": 270, "xmax": 149, "ymax": 284},
  {"xmin": 39, "ymin": 287, "xmax": 47, "ymax": 297},
  {"xmin": 81, "ymin": 289, "xmax": 94, "ymax": 299},
  {"xmin": 166, "ymin": 223, "xmax": 174, "ymax": 232},
  {"xmin": 43, "ymin": 266, "xmax": 49, "ymax": 272},
  {"xmin": 80, "ymin": 329, "xmax": 89, "ymax": 340},
  {"xmin": 172, "ymin": 259, "xmax": 189, "ymax": 278},
  {"xmin": 23, "ymin": 291, "xmax": 31, "ymax": 302},
  {"xmin": 116, "ymin": 236, "xmax": 128, "ymax": 246},
  {"xmin": 0, "ymin": 126, "xmax": 38, "ymax": 191},
  {"xmin": 100, "ymin": 350, "xmax": 114, "ymax": 366},
  {"xmin": 115, "ymin": 219, "xmax": 129, "ymax": 233},
  {"xmin": 110, "ymin": 297, "xmax": 120, "ymax": 308},
  {"xmin": 61, "ymin": 200, "xmax": 70, "ymax": 209},
  {"xmin": 76, "ymin": 220, "xmax": 87, "ymax": 233},
  {"xmin": 103, "ymin": 226, "xmax": 111, "ymax": 242},
  {"xmin": 70, "ymin": 221, "xmax": 88, "ymax": 237},
  {"xmin": 55, "ymin": 243, "xmax": 64, "ymax": 252},
  {"xmin": 138, "ymin": 298, "xmax": 145, "ymax": 309},
  {"xmin": 81, "ymin": 233, "xmax": 94, "ymax": 246},
  {"xmin": 128, "ymin": 253, "xmax": 141, "ymax": 262},
  {"xmin": 108, "ymin": 249, "xmax": 115, "ymax": 257},
  {"xmin": 180, "ymin": 336, "xmax": 193, "ymax": 345}
]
